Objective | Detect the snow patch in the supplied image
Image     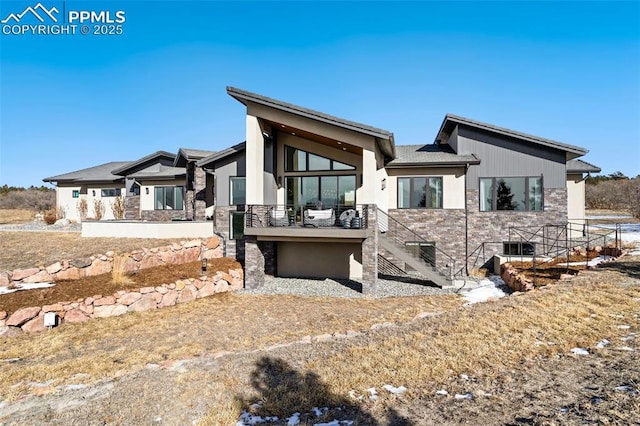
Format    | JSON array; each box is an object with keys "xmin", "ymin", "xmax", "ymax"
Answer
[
  {"xmin": 382, "ymin": 384, "xmax": 407, "ymax": 395},
  {"xmin": 435, "ymin": 390, "xmax": 448, "ymax": 396},
  {"xmin": 570, "ymin": 348, "xmax": 589, "ymax": 355},
  {"xmin": 0, "ymin": 282, "xmax": 55, "ymax": 295},
  {"xmin": 596, "ymin": 339, "xmax": 610, "ymax": 348},
  {"xmin": 286, "ymin": 412, "xmax": 300, "ymax": 426},
  {"xmin": 461, "ymin": 276, "xmax": 507, "ymax": 304},
  {"xmin": 454, "ymin": 393, "xmax": 473, "ymax": 400}
]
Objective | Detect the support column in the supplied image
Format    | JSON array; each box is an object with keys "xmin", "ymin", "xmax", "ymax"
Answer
[
  {"xmin": 244, "ymin": 236, "xmax": 264, "ymax": 289},
  {"xmin": 194, "ymin": 166, "xmax": 206, "ymax": 221},
  {"xmin": 246, "ymin": 115, "xmax": 264, "ymax": 205},
  {"xmin": 361, "ymin": 204, "xmax": 378, "ymax": 294}
]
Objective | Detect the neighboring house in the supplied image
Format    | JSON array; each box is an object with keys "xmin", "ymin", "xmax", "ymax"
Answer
[
  {"xmin": 43, "ymin": 86, "xmax": 600, "ymax": 292},
  {"xmin": 43, "ymin": 161, "xmax": 130, "ymax": 221},
  {"xmin": 44, "ymin": 148, "xmax": 215, "ymax": 222}
]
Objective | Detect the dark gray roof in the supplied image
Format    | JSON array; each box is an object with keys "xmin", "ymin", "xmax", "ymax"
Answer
[
  {"xmin": 227, "ymin": 86, "xmax": 395, "ymax": 158},
  {"xmin": 436, "ymin": 114, "xmax": 588, "ymax": 160},
  {"xmin": 127, "ymin": 165, "xmax": 186, "ymax": 180},
  {"xmin": 111, "ymin": 151, "xmax": 176, "ymax": 175},
  {"xmin": 197, "ymin": 142, "xmax": 246, "ymax": 168},
  {"xmin": 43, "ymin": 161, "xmax": 129, "ymax": 183},
  {"xmin": 567, "ymin": 159, "xmax": 601, "ymax": 173},
  {"xmin": 174, "ymin": 148, "xmax": 217, "ymax": 167},
  {"xmin": 386, "ymin": 144, "xmax": 480, "ymax": 168}
]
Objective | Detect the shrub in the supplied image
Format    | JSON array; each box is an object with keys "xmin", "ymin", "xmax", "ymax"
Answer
[
  {"xmin": 93, "ymin": 199, "xmax": 105, "ymax": 220},
  {"xmin": 43, "ymin": 208, "xmax": 57, "ymax": 225},
  {"xmin": 111, "ymin": 254, "xmax": 134, "ymax": 285},
  {"xmin": 77, "ymin": 198, "xmax": 88, "ymax": 220},
  {"xmin": 111, "ymin": 195, "xmax": 126, "ymax": 220}
]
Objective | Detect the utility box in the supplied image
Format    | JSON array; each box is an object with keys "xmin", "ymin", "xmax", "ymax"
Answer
[{"xmin": 43, "ymin": 312, "xmax": 57, "ymax": 328}]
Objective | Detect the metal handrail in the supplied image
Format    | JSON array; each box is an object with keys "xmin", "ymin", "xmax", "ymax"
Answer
[
  {"xmin": 245, "ymin": 204, "xmax": 369, "ymax": 229},
  {"xmin": 377, "ymin": 208, "xmax": 459, "ymax": 279}
]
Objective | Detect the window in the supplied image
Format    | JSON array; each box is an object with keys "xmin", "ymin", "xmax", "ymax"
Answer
[
  {"xmin": 405, "ymin": 242, "xmax": 436, "ymax": 267},
  {"xmin": 230, "ymin": 212, "xmax": 245, "ymax": 240},
  {"xmin": 285, "ymin": 146, "xmax": 355, "ymax": 171},
  {"xmin": 101, "ymin": 188, "xmax": 121, "ymax": 197},
  {"xmin": 503, "ymin": 242, "xmax": 536, "ymax": 256},
  {"xmin": 285, "ymin": 175, "xmax": 356, "ymax": 209},
  {"xmin": 72, "ymin": 190, "xmax": 79, "ymax": 198},
  {"xmin": 479, "ymin": 177, "xmax": 543, "ymax": 211},
  {"xmin": 397, "ymin": 177, "xmax": 443, "ymax": 209},
  {"xmin": 154, "ymin": 186, "xmax": 184, "ymax": 210},
  {"xmin": 229, "ymin": 177, "xmax": 246, "ymax": 205}
]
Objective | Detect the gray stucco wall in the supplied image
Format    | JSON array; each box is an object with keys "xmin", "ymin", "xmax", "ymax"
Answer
[
  {"xmin": 454, "ymin": 127, "xmax": 567, "ymax": 190},
  {"xmin": 212, "ymin": 152, "xmax": 246, "ymax": 208}
]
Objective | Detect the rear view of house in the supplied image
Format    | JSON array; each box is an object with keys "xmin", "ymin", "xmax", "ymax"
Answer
[{"xmin": 44, "ymin": 86, "xmax": 600, "ymax": 292}]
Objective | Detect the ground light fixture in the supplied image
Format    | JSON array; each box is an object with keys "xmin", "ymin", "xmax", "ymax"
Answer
[{"xmin": 202, "ymin": 258, "xmax": 207, "ymax": 273}]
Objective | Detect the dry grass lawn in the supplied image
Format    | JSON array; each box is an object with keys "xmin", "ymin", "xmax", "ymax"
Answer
[
  {"xmin": 0, "ymin": 231, "xmax": 187, "ymax": 271},
  {"xmin": 0, "ymin": 209, "xmax": 34, "ymax": 225}
]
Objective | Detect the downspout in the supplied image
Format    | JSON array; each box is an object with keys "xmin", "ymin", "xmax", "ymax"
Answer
[{"xmin": 464, "ymin": 162, "xmax": 470, "ymax": 276}]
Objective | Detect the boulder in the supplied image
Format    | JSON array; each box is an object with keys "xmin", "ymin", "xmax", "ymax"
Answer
[
  {"xmin": 11, "ymin": 268, "xmax": 40, "ymax": 281},
  {"xmin": 85, "ymin": 259, "xmax": 111, "ymax": 276},
  {"xmin": 129, "ymin": 294, "xmax": 157, "ymax": 312},
  {"xmin": 22, "ymin": 270, "xmax": 53, "ymax": 283},
  {"xmin": 118, "ymin": 292, "xmax": 142, "ymax": 306},
  {"xmin": 54, "ymin": 267, "xmax": 83, "ymax": 281},
  {"xmin": 45, "ymin": 262, "xmax": 62, "ymax": 275},
  {"xmin": 0, "ymin": 311, "xmax": 7, "ymax": 320},
  {"xmin": 177, "ymin": 285, "xmax": 197, "ymax": 304},
  {"xmin": 78, "ymin": 304, "xmax": 93, "ymax": 315},
  {"xmin": 183, "ymin": 239, "xmax": 201, "ymax": 248},
  {"xmin": 0, "ymin": 272, "xmax": 11, "ymax": 287},
  {"xmin": 93, "ymin": 304, "xmax": 127, "ymax": 318},
  {"xmin": 42, "ymin": 304, "xmax": 63, "ymax": 313},
  {"xmin": 54, "ymin": 218, "xmax": 70, "ymax": 226},
  {"xmin": 206, "ymin": 237, "xmax": 220, "ymax": 249},
  {"xmin": 0, "ymin": 326, "xmax": 23, "ymax": 338},
  {"xmin": 22, "ymin": 314, "xmax": 46, "ymax": 333},
  {"xmin": 94, "ymin": 296, "xmax": 116, "ymax": 306},
  {"xmin": 139, "ymin": 287, "xmax": 155, "ymax": 294},
  {"xmin": 197, "ymin": 281, "xmax": 217, "ymax": 298},
  {"xmin": 65, "ymin": 309, "xmax": 91, "ymax": 322},
  {"xmin": 6, "ymin": 306, "xmax": 41, "ymax": 327},
  {"xmin": 160, "ymin": 290, "xmax": 178, "ymax": 307},
  {"xmin": 70, "ymin": 258, "xmax": 92, "ymax": 268}
]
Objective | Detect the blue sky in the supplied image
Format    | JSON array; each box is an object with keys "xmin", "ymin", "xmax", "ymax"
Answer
[{"xmin": 1, "ymin": 0, "xmax": 639, "ymax": 187}]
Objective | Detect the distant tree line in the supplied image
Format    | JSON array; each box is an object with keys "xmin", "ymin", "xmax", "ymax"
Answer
[
  {"xmin": 585, "ymin": 172, "xmax": 640, "ymax": 219},
  {"xmin": 0, "ymin": 185, "xmax": 55, "ymax": 211}
]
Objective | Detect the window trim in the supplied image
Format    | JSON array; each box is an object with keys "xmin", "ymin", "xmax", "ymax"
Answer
[
  {"xmin": 72, "ymin": 190, "xmax": 80, "ymax": 198},
  {"xmin": 479, "ymin": 176, "xmax": 544, "ymax": 212},
  {"xmin": 154, "ymin": 186, "xmax": 185, "ymax": 211},
  {"xmin": 397, "ymin": 176, "xmax": 443, "ymax": 209},
  {"xmin": 229, "ymin": 176, "xmax": 246, "ymax": 206}
]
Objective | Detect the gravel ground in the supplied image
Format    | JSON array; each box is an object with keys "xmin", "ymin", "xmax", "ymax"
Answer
[
  {"xmin": 0, "ymin": 220, "xmax": 81, "ymax": 232},
  {"xmin": 239, "ymin": 275, "xmax": 454, "ymax": 298}
]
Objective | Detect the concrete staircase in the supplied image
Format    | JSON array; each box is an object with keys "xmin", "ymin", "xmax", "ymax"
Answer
[
  {"xmin": 378, "ymin": 233, "xmax": 452, "ymax": 288},
  {"xmin": 376, "ymin": 208, "xmax": 464, "ymax": 288}
]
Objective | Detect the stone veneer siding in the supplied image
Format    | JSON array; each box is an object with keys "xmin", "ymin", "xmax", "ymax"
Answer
[
  {"xmin": 214, "ymin": 206, "xmax": 244, "ymax": 261},
  {"xmin": 244, "ymin": 236, "xmax": 264, "ymax": 289},
  {"xmin": 194, "ymin": 167, "xmax": 206, "ymax": 221},
  {"xmin": 141, "ymin": 209, "xmax": 186, "ymax": 221},
  {"xmin": 466, "ymin": 188, "xmax": 568, "ymax": 271},
  {"xmin": 361, "ymin": 205, "xmax": 377, "ymax": 294},
  {"xmin": 124, "ymin": 195, "xmax": 140, "ymax": 220},
  {"xmin": 388, "ymin": 208, "xmax": 467, "ymax": 271}
]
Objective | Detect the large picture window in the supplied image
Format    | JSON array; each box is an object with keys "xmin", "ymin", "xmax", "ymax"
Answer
[
  {"xmin": 154, "ymin": 186, "xmax": 184, "ymax": 210},
  {"xmin": 479, "ymin": 177, "xmax": 543, "ymax": 212},
  {"xmin": 229, "ymin": 177, "xmax": 246, "ymax": 205},
  {"xmin": 285, "ymin": 175, "xmax": 356, "ymax": 209},
  {"xmin": 285, "ymin": 146, "xmax": 355, "ymax": 172},
  {"xmin": 397, "ymin": 177, "xmax": 443, "ymax": 209}
]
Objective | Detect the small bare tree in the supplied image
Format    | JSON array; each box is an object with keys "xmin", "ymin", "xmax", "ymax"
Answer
[
  {"xmin": 111, "ymin": 195, "xmax": 126, "ymax": 220},
  {"xmin": 56, "ymin": 205, "xmax": 66, "ymax": 219},
  {"xmin": 77, "ymin": 198, "xmax": 88, "ymax": 220},
  {"xmin": 93, "ymin": 199, "xmax": 105, "ymax": 220}
]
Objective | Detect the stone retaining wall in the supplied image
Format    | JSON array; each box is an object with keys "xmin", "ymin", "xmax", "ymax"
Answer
[
  {"xmin": 0, "ymin": 237, "xmax": 223, "ymax": 288},
  {"xmin": 0, "ymin": 267, "xmax": 244, "ymax": 336}
]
